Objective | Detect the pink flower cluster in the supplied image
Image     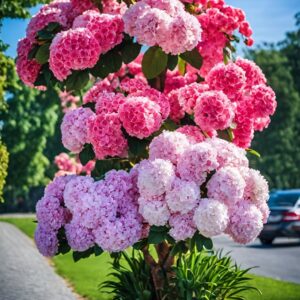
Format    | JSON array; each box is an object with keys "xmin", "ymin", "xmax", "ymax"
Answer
[
  {"xmin": 136, "ymin": 131, "xmax": 269, "ymax": 244},
  {"xmin": 26, "ymin": 1, "xmax": 74, "ymax": 42},
  {"xmin": 54, "ymin": 152, "xmax": 95, "ymax": 177},
  {"xmin": 35, "ymin": 170, "xmax": 143, "ymax": 256},
  {"xmin": 87, "ymin": 85, "xmax": 169, "ymax": 158},
  {"xmin": 123, "ymin": 0, "xmax": 202, "ymax": 55},
  {"xmin": 49, "ymin": 28, "xmax": 101, "ymax": 80},
  {"xmin": 16, "ymin": 38, "xmax": 42, "ymax": 88},
  {"xmin": 59, "ymin": 91, "xmax": 80, "ymax": 113},
  {"xmin": 195, "ymin": 1, "xmax": 254, "ymax": 76},
  {"xmin": 207, "ymin": 60, "xmax": 276, "ymax": 148},
  {"xmin": 167, "ymin": 59, "xmax": 276, "ymax": 148},
  {"xmin": 73, "ymin": 10, "xmax": 124, "ymax": 53},
  {"xmin": 35, "ymin": 175, "xmax": 74, "ymax": 256},
  {"xmin": 71, "ymin": 0, "xmax": 127, "ymax": 15},
  {"xmin": 18, "ymin": 0, "xmax": 126, "ymax": 84},
  {"xmin": 61, "ymin": 107, "xmax": 95, "ymax": 153},
  {"xmin": 62, "ymin": 81, "xmax": 169, "ymax": 159}
]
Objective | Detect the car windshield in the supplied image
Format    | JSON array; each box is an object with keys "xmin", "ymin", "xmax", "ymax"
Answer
[{"xmin": 269, "ymin": 193, "xmax": 300, "ymax": 207}]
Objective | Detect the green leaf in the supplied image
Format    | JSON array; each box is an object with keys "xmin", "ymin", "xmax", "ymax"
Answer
[
  {"xmin": 121, "ymin": 42, "xmax": 142, "ymax": 64},
  {"xmin": 223, "ymin": 47, "xmax": 231, "ymax": 65},
  {"xmin": 91, "ymin": 0, "xmax": 103, "ymax": 10},
  {"xmin": 90, "ymin": 50, "xmax": 122, "ymax": 78},
  {"xmin": 35, "ymin": 43, "xmax": 50, "ymax": 64},
  {"xmin": 28, "ymin": 44, "xmax": 40, "ymax": 60},
  {"xmin": 34, "ymin": 72, "xmax": 47, "ymax": 87},
  {"xmin": 142, "ymin": 46, "xmax": 168, "ymax": 79},
  {"xmin": 170, "ymin": 241, "xmax": 187, "ymax": 256},
  {"xmin": 148, "ymin": 226, "xmax": 168, "ymax": 244},
  {"xmin": 192, "ymin": 232, "xmax": 213, "ymax": 251},
  {"xmin": 178, "ymin": 57, "xmax": 186, "ymax": 75},
  {"xmin": 73, "ymin": 247, "xmax": 94, "ymax": 262},
  {"xmin": 91, "ymin": 158, "xmax": 121, "ymax": 178},
  {"xmin": 133, "ymin": 239, "xmax": 148, "ymax": 250},
  {"xmin": 203, "ymin": 236, "xmax": 213, "ymax": 250},
  {"xmin": 94, "ymin": 245, "xmax": 104, "ymax": 256},
  {"xmin": 37, "ymin": 22, "xmax": 62, "ymax": 41},
  {"xmin": 163, "ymin": 118, "xmax": 178, "ymax": 131},
  {"xmin": 82, "ymin": 101, "xmax": 96, "ymax": 112},
  {"xmin": 167, "ymin": 54, "xmax": 178, "ymax": 71},
  {"xmin": 127, "ymin": 136, "xmax": 149, "ymax": 159},
  {"xmin": 179, "ymin": 48, "xmax": 203, "ymax": 69},
  {"xmin": 246, "ymin": 148, "xmax": 261, "ymax": 158},
  {"xmin": 45, "ymin": 22, "xmax": 62, "ymax": 33},
  {"xmin": 227, "ymin": 128, "xmax": 234, "ymax": 141},
  {"xmin": 65, "ymin": 70, "xmax": 89, "ymax": 92},
  {"xmin": 56, "ymin": 228, "xmax": 71, "ymax": 255},
  {"xmin": 79, "ymin": 144, "xmax": 95, "ymax": 166}
]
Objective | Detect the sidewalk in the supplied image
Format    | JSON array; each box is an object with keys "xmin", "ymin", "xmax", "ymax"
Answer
[{"xmin": 0, "ymin": 222, "xmax": 78, "ymax": 300}]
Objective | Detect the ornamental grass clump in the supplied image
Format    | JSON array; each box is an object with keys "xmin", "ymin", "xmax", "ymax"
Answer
[{"xmin": 16, "ymin": 0, "xmax": 276, "ymax": 298}]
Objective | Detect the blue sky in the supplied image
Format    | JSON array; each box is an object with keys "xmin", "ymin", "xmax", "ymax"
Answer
[{"xmin": 1, "ymin": 1, "xmax": 299, "ymax": 58}]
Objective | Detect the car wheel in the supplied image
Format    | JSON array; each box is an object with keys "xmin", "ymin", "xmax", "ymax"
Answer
[{"xmin": 259, "ymin": 237, "xmax": 274, "ymax": 245}]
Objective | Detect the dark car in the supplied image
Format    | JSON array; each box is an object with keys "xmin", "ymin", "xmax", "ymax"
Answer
[{"xmin": 259, "ymin": 190, "xmax": 300, "ymax": 245}]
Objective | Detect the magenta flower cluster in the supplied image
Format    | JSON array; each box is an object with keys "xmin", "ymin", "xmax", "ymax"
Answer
[
  {"xmin": 17, "ymin": 0, "xmax": 125, "ymax": 84},
  {"xmin": 168, "ymin": 58, "xmax": 276, "ymax": 148},
  {"xmin": 61, "ymin": 81, "xmax": 170, "ymax": 159},
  {"xmin": 54, "ymin": 152, "xmax": 95, "ymax": 177}
]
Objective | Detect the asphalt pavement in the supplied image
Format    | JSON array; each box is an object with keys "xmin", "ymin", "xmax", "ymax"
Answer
[
  {"xmin": 0, "ymin": 222, "xmax": 78, "ymax": 300},
  {"xmin": 214, "ymin": 235, "xmax": 300, "ymax": 284}
]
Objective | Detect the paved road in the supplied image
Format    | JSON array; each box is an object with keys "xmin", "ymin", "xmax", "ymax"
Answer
[
  {"xmin": 0, "ymin": 222, "xmax": 78, "ymax": 300},
  {"xmin": 214, "ymin": 235, "xmax": 300, "ymax": 284},
  {"xmin": 0, "ymin": 213, "xmax": 36, "ymax": 219}
]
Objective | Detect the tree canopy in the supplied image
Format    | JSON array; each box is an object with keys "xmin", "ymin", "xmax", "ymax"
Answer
[
  {"xmin": 0, "ymin": 85, "xmax": 61, "ymax": 210},
  {"xmin": 248, "ymin": 13, "xmax": 300, "ymax": 189}
]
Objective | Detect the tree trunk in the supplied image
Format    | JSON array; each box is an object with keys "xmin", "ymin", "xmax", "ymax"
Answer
[{"xmin": 142, "ymin": 242, "xmax": 175, "ymax": 300}]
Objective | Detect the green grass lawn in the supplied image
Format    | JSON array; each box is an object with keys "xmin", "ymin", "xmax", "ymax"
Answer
[{"xmin": 1, "ymin": 217, "xmax": 300, "ymax": 300}]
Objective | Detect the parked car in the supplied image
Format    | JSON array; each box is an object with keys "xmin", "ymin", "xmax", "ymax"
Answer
[{"xmin": 259, "ymin": 189, "xmax": 300, "ymax": 245}]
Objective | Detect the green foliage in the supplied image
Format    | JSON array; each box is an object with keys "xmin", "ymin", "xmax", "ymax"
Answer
[
  {"xmin": 147, "ymin": 226, "xmax": 169, "ymax": 244},
  {"xmin": 102, "ymin": 249, "xmax": 259, "ymax": 300},
  {"xmin": 0, "ymin": 0, "xmax": 48, "ymax": 20},
  {"xmin": 190, "ymin": 232, "xmax": 213, "ymax": 251},
  {"xmin": 173, "ymin": 250, "xmax": 260, "ymax": 300},
  {"xmin": 91, "ymin": 49, "xmax": 123, "ymax": 79},
  {"xmin": 79, "ymin": 144, "xmax": 95, "ymax": 166},
  {"xmin": 0, "ymin": 52, "xmax": 19, "ymax": 111},
  {"xmin": 91, "ymin": 158, "xmax": 126, "ymax": 178},
  {"xmin": 0, "ymin": 84, "xmax": 60, "ymax": 207},
  {"xmin": 247, "ymin": 14, "xmax": 300, "ymax": 189},
  {"xmin": 65, "ymin": 70, "xmax": 90, "ymax": 92},
  {"xmin": 120, "ymin": 42, "xmax": 142, "ymax": 64},
  {"xmin": 0, "ymin": 142, "xmax": 9, "ymax": 202},
  {"xmin": 101, "ymin": 251, "xmax": 155, "ymax": 300},
  {"xmin": 142, "ymin": 46, "xmax": 168, "ymax": 79},
  {"xmin": 179, "ymin": 48, "xmax": 203, "ymax": 69},
  {"xmin": 167, "ymin": 54, "xmax": 179, "ymax": 71},
  {"xmin": 72, "ymin": 245, "xmax": 103, "ymax": 263}
]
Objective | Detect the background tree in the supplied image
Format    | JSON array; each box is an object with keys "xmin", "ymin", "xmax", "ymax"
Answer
[
  {"xmin": 0, "ymin": 86, "xmax": 62, "ymax": 211},
  {"xmin": 0, "ymin": 0, "xmax": 48, "ymax": 20},
  {"xmin": 0, "ymin": 0, "xmax": 63, "ymax": 210},
  {"xmin": 248, "ymin": 13, "xmax": 300, "ymax": 189},
  {"xmin": 0, "ymin": 141, "xmax": 9, "ymax": 202}
]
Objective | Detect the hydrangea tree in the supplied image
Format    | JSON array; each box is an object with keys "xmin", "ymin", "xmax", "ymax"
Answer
[{"xmin": 16, "ymin": 0, "xmax": 277, "ymax": 297}]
